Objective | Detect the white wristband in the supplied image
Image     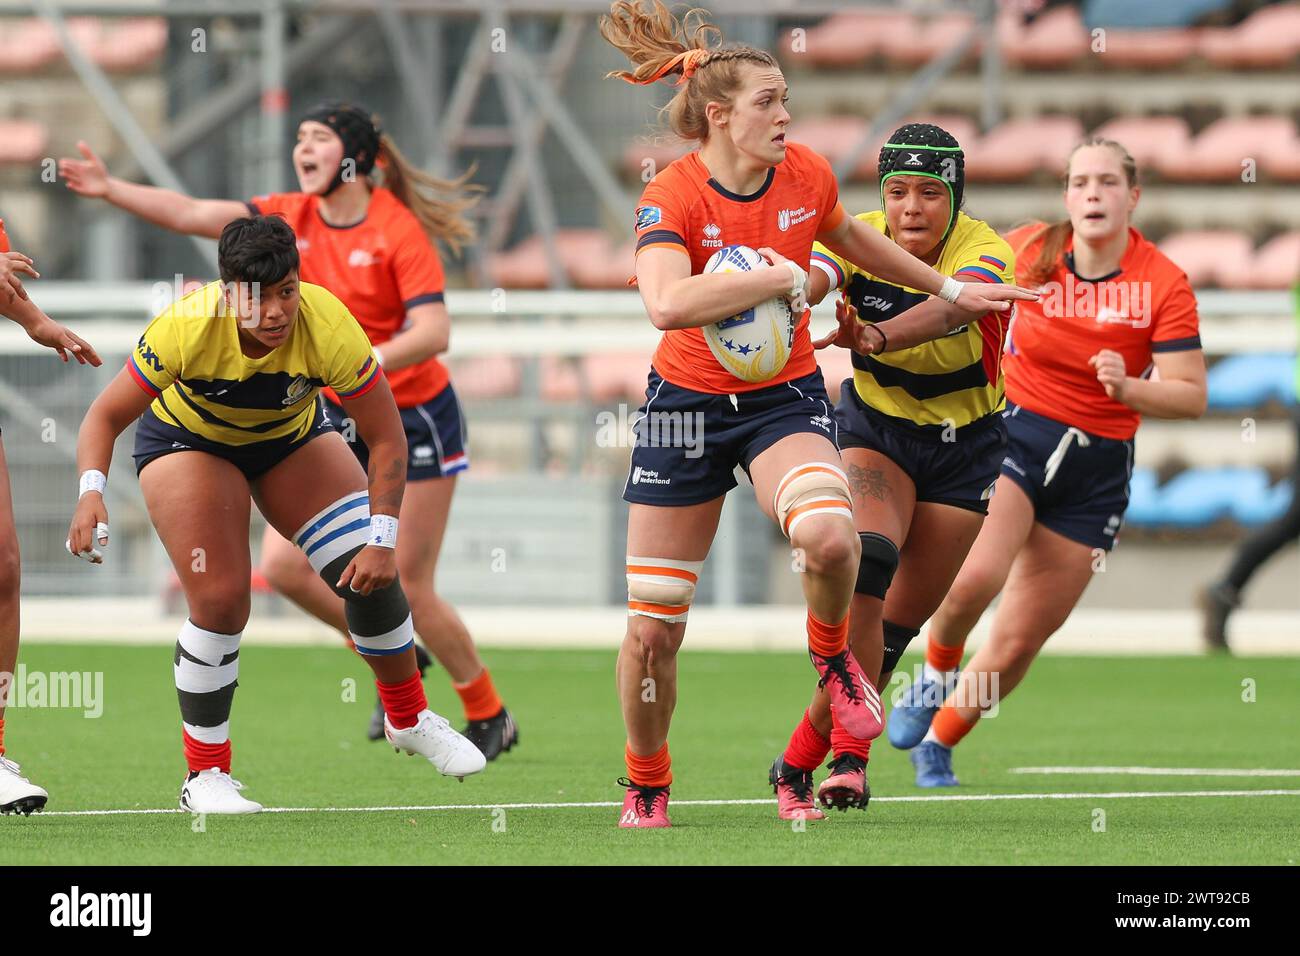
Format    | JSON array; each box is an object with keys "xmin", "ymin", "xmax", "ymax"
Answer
[
  {"xmin": 784, "ymin": 260, "xmax": 808, "ymax": 298},
  {"xmin": 938, "ymin": 276, "xmax": 963, "ymax": 304},
  {"xmin": 373, "ymin": 347, "xmax": 385, "ymax": 368},
  {"xmin": 369, "ymin": 513, "xmax": 398, "ymax": 549},
  {"xmin": 79, "ymin": 469, "xmax": 107, "ymax": 498}
]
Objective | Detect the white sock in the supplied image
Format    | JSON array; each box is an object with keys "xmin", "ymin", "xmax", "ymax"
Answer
[{"xmin": 922, "ymin": 662, "xmax": 952, "ymax": 685}]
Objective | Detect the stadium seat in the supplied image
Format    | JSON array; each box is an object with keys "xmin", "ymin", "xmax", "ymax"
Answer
[
  {"xmin": 1157, "ymin": 117, "xmax": 1297, "ymax": 182},
  {"xmin": 787, "ymin": 116, "xmax": 870, "ymax": 168},
  {"xmin": 892, "ymin": 13, "xmax": 979, "ymax": 67},
  {"xmin": 963, "ymin": 117, "xmax": 1085, "ymax": 181},
  {"xmin": 1153, "ymin": 467, "xmax": 1269, "ymax": 527},
  {"xmin": 1258, "ymin": 126, "xmax": 1300, "ymax": 182},
  {"xmin": 95, "ymin": 18, "xmax": 168, "ymax": 72},
  {"xmin": 1231, "ymin": 478, "xmax": 1294, "ymax": 526},
  {"xmin": 0, "ymin": 120, "xmax": 49, "ymax": 165},
  {"xmin": 1010, "ymin": 6, "xmax": 1090, "ymax": 69},
  {"xmin": 1092, "ymin": 29, "xmax": 1200, "ymax": 69},
  {"xmin": 1205, "ymin": 353, "xmax": 1296, "ymax": 408},
  {"xmin": 585, "ymin": 352, "xmax": 654, "ymax": 403},
  {"xmin": 1090, "ymin": 116, "xmax": 1193, "ymax": 171},
  {"xmin": 1244, "ymin": 232, "xmax": 1300, "ymax": 290},
  {"xmin": 1197, "ymin": 3, "xmax": 1300, "ymax": 69},
  {"xmin": 1123, "ymin": 467, "xmax": 1163, "ymax": 526},
  {"xmin": 449, "ymin": 355, "xmax": 522, "ymax": 400},
  {"xmin": 621, "ymin": 138, "xmax": 691, "ymax": 180},
  {"xmin": 0, "ymin": 18, "xmax": 61, "ymax": 72},
  {"xmin": 485, "ymin": 229, "xmax": 613, "ymax": 289},
  {"xmin": 1156, "ymin": 230, "xmax": 1253, "ymax": 287},
  {"xmin": 796, "ymin": 13, "xmax": 898, "ymax": 68}
]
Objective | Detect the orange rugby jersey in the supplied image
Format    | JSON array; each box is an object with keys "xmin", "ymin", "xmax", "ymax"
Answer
[
  {"xmin": 1003, "ymin": 223, "xmax": 1201, "ymax": 440},
  {"xmin": 247, "ymin": 187, "xmax": 448, "ymax": 407},
  {"xmin": 633, "ymin": 141, "xmax": 847, "ymax": 394}
]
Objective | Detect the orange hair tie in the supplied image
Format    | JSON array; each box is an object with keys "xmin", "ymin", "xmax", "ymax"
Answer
[{"xmin": 619, "ymin": 48, "xmax": 711, "ymax": 86}]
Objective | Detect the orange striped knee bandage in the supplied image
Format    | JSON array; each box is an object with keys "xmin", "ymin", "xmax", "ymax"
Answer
[
  {"xmin": 626, "ymin": 556, "xmax": 704, "ymax": 623},
  {"xmin": 773, "ymin": 462, "xmax": 854, "ymax": 539}
]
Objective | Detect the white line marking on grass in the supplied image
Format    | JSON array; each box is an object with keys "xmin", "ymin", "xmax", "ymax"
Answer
[
  {"xmin": 1011, "ymin": 766, "xmax": 1300, "ymax": 777},
  {"xmin": 29, "ymin": 789, "xmax": 1300, "ymax": 817}
]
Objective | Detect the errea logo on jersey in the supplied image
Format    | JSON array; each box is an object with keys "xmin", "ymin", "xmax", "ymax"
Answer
[
  {"xmin": 701, "ymin": 223, "xmax": 723, "ymax": 248},
  {"xmin": 348, "ymin": 249, "xmax": 377, "ymax": 267}
]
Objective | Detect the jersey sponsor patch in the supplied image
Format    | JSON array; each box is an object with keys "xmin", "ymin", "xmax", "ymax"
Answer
[{"xmin": 635, "ymin": 205, "xmax": 662, "ymax": 231}]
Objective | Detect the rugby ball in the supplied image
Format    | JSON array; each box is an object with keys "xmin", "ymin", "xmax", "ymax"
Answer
[{"xmin": 700, "ymin": 245, "xmax": 795, "ymax": 384}]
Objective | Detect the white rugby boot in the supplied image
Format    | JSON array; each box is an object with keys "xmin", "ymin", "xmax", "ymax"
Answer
[
  {"xmin": 0, "ymin": 755, "xmax": 48, "ymax": 816},
  {"xmin": 179, "ymin": 767, "xmax": 263, "ymax": 814},
  {"xmin": 385, "ymin": 709, "xmax": 486, "ymax": 779}
]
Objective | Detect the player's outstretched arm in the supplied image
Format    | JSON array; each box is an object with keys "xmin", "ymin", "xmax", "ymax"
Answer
[
  {"xmin": 812, "ymin": 295, "xmax": 967, "ymax": 356},
  {"xmin": 820, "ymin": 215, "xmax": 1038, "ymax": 315},
  {"xmin": 635, "ymin": 246, "xmax": 797, "ymax": 330},
  {"xmin": 336, "ymin": 376, "xmax": 407, "ymax": 597},
  {"xmin": 369, "ymin": 302, "xmax": 448, "ymax": 372},
  {"xmin": 58, "ymin": 141, "xmax": 246, "ymax": 239},
  {"xmin": 67, "ymin": 367, "xmax": 155, "ymax": 562}
]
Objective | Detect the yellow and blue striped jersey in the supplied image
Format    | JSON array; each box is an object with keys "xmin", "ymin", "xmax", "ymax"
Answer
[
  {"xmin": 127, "ymin": 280, "xmax": 381, "ymax": 446},
  {"xmin": 811, "ymin": 211, "xmax": 1016, "ymax": 432}
]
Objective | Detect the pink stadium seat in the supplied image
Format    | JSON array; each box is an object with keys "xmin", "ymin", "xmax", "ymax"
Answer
[
  {"xmin": 540, "ymin": 356, "xmax": 582, "ymax": 402},
  {"xmin": 577, "ymin": 238, "xmax": 637, "ymax": 290},
  {"xmin": 486, "ymin": 229, "xmax": 613, "ymax": 289},
  {"xmin": 1007, "ymin": 7, "xmax": 1089, "ymax": 69},
  {"xmin": 95, "ymin": 18, "xmax": 168, "ymax": 72},
  {"xmin": 1097, "ymin": 29, "xmax": 1199, "ymax": 69},
  {"xmin": 799, "ymin": 13, "xmax": 917, "ymax": 67},
  {"xmin": 0, "ymin": 121, "xmax": 49, "ymax": 165},
  {"xmin": 1090, "ymin": 116, "xmax": 1193, "ymax": 172},
  {"xmin": 964, "ymin": 116, "xmax": 1085, "ymax": 181},
  {"xmin": 1158, "ymin": 117, "xmax": 1296, "ymax": 182},
  {"xmin": 1198, "ymin": 4, "xmax": 1300, "ymax": 69},
  {"xmin": 1156, "ymin": 231, "xmax": 1253, "ymax": 288},
  {"xmin": 787, "ymin": 116, "xmax": 869, "ymax": 168},
  {"xmin": 0, "ymin": 18, "xmax": 61, "ymax": 72},
  {"xmin": 894, "ymin": 13, "xmax": 978, "ymax": 67},
  {"xmin": 1244, "ymin": 232, "xmax": 1300, "ymax": 290},
  {"xmin": 621, "ymin": 138, "xmax": 691, "ymax": 179},
  {"xmin": 449, "ymin": 355, "xmax": 522, "ymax": 400},
  {"xmin": 1258, "ymin": 123, "xmax": 1300, "ymax": 181},
  {"xmin": 582, "ymin": 352, "xmax": 654, "ymax": 403}
]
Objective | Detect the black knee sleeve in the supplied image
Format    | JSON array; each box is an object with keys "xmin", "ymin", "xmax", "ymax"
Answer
[
  {"xmin": 855, "ymin": 532, "xmax": 900, "ymax": 599},
  {"xmin": 319, "ymin": 545, "xmax": 411, "ymax": 638},
  {"xmin": 881, "ymin": 620, "xmax": 921, "ymax": 675}
]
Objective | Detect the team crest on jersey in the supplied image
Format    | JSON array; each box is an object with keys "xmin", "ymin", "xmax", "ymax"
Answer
[
  {"xmin": 635, "ymin": 205, "xmax": 662, "ymax": 231},
  {"xmin": 282, "ymin": 374, "xmax": 312, "ymax": 406},
  {"xmin": 348, "ymin": 249, "xmax": 377, "ymax": 267},
  {"xmin": 778, "ymin": 209, "xmax": 791, "ymax": 231},
  {"xmin": 778, "ymin": 207, "xmax": 817, "ymax": 231},
  {"xmin": 701, "ymin": 222, "xmax": 723, "ymax": 248}
]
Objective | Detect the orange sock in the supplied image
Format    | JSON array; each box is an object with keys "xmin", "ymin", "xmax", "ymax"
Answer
[
  {"xmin": 454, "ymin": 668, "xmax": 503, "ymax": 721},
  {"xmin": 926, "ymin": 637, "xmax": 965, "ymax": 673},
  {"xmin": 625, "ymin": 742, "xmax": 672, "ymax": 788},
  {"xmin": 807, "ymin": 609, "xmax": 849, "ymax": 659},
  {"xmin": 0, "ymin": 716, "xmax": 5, "ymax": 755},
  {"xmin": 931, "ymin": 704, "xmax": 978, "ymax": 748}
]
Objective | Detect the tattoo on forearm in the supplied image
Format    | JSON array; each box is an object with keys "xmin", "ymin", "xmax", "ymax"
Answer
[{"xmin": 847, "ymin": 462, "xmax": 890, "ymax": 502}]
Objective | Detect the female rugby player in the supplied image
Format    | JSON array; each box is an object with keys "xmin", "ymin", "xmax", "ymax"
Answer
[
  {"xmin": 59, "ymin": 104, "xmax": 518, "ymax": 759},
  {"xmin": 767, "ymin": 123, "xmax": 1016, "ymax": 818},
  {"xmin": 66, "ymin": 216, "xmax": 484, "ymax": 814},
  {"xmin": 601, "ymin": 0, "xmax": 1034, "ymax": 828},
  {"xmin": 888, "ymin": 139, "xmax": 1207, "ymax": 786},
  {"xmin": 0, "ymin": 221, "xmax": 101, "ymax": 815}
]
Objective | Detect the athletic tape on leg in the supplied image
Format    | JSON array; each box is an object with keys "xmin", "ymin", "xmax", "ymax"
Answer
[
  {"xmin": 174, "ymin": 619, "xmax": 241, "ymax": 734},
  {"xmin": 293, "ymin": 491, "xmax": 371, "ymax": 574},
  {"xmin": 773, "ymin": 462, "xmax": 853, "ymax": 539},
  {"xmin": 627, "ymin": 556, "xmax": 704, "ymax": 622}
]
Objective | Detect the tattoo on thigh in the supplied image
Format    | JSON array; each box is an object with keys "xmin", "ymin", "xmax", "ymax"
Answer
[{"xmin": 847, "ymin": 462, "xmax": 890, "ymax": 502}]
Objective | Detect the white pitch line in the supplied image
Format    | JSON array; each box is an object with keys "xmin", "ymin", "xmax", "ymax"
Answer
[
  {"xmin": 25, "ymin": 789, "xmax": 1300, "ymax": 817},
  {"xmin": 1011, "ymin": 766, "xmax": 1300, "ymax": 777}
]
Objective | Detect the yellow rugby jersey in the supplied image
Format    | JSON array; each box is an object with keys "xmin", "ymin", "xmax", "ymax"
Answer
[
  {"xmin": 811, "ymin": 211, "xmax": 1016, "ymax": 431},
  {"xmin": 127, "ymin": 281, "xmax": 381, "ymax": 446}
]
